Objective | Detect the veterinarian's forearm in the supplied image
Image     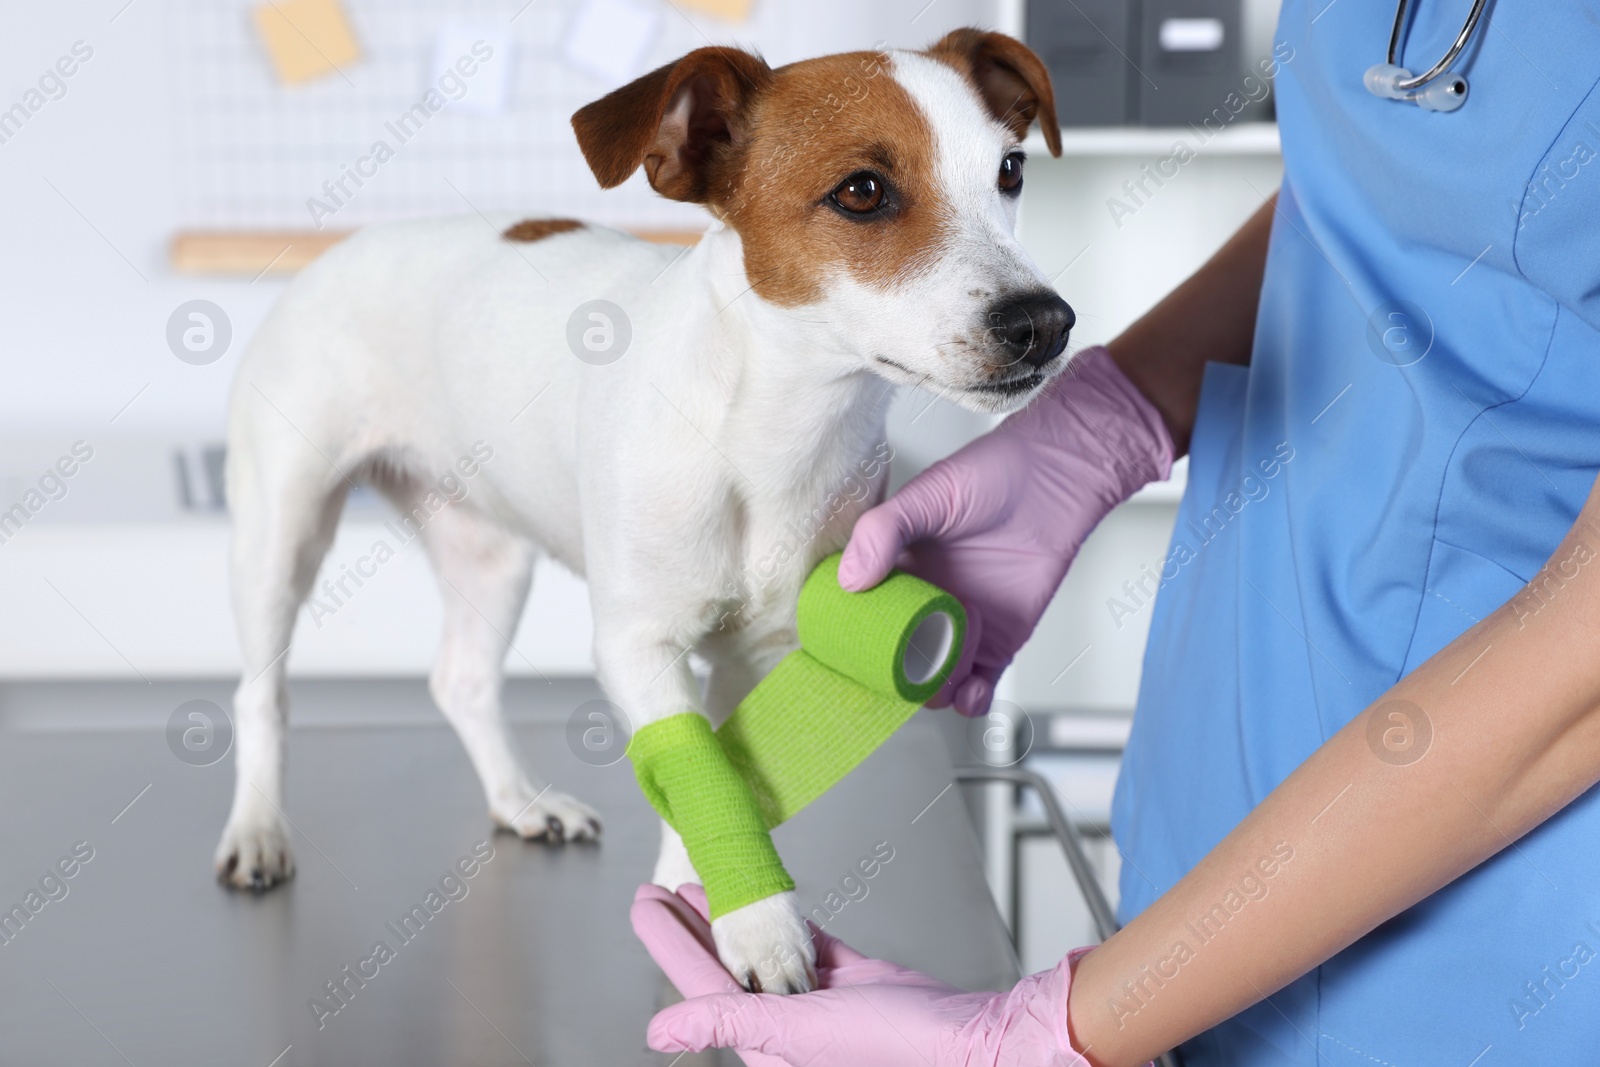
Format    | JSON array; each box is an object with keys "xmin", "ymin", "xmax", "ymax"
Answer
[
  {"xmin": 1067, "ymin": 475, "xmax": 1600, "ymax": 1067},
  {"xmin": 1105, "ymin": 194, "xmax": 1275, "ymax": 455}
]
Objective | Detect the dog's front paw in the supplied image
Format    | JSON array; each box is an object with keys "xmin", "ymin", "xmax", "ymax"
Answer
[
  {"xmin": 491, "ymin": 787, "xmax": 602, "ymax": 843},
  {"xmin": 214, "ymin": 814, "xmax": 295, "ymax": 892},
  {"xmin": 712, "ymin": 892, "xmax": 817, "ymax": 994}
]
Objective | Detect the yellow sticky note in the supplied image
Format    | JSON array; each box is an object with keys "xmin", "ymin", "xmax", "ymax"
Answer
[
  {"xmin": 253, "ymin": 0, "xmax": 361, "ymax": 86},
  {"xmin": 676, "ymin": 0, "xmax": 753, "ymax": 21}
]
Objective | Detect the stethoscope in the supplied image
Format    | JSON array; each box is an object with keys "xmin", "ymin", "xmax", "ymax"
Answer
[{"xmin": 1363, "ymin": 0, "xmax": 1490, "ymax": 112}]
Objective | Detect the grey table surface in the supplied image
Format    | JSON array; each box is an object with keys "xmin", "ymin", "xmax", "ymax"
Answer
[{"xmin": 0, "ymin": 693, "xmax": 1018, "ymax": 1066}]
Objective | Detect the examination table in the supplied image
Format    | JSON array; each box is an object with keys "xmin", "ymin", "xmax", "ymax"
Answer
[{"xmin": 0, "ymin": 689, "xmax": 1019, "ymax": 1066}]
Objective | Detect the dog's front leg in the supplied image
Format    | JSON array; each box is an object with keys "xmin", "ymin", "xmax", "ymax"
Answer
[
  {"xmin": 593, "ymin": 619, "xmax": 815, "ymax": 993},
  {"xmin": 650, "ymin": 652, "xmax": 763, "ymax": 891}
]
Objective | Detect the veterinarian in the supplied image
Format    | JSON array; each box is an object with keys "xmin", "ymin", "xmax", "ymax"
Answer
[{"xmin": 630, "ymin": 2, "xmax": 1600, "ymax": 1064}]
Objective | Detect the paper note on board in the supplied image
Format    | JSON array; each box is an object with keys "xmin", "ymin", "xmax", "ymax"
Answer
[
  {"xmin": 253, "ymin": 0, "xmax": 361, "ymax": 86},
  {"xmin": 432, "ymin": 22, "xmax": 514, "ymax": 115},
  {"xmin": 676, "ymin": 0, "xmax": 754, "ymax": 20},
  {"xmin": 563, "ymin": 0, "xmax": 660, "ymax": 86}
]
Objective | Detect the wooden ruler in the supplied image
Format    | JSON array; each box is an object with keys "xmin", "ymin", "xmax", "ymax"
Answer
[{"xmin": 170, "ymin": 228, "xmax": 706, "ymax": 277}]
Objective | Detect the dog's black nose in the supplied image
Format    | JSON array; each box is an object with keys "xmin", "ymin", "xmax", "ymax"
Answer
[{"xmin": 986, "ymin": 292, "xmax": 1075, "ymax": 369}]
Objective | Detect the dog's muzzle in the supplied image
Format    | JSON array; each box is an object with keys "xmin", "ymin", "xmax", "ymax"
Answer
[{"xmin": 984, "ymin": 291, "xmax": 1076, "ymax": 371}]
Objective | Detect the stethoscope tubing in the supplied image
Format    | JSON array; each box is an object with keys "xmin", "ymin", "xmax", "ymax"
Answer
[{"xmin": 1385, "ymin": 0, "xmax": 1490, "ymax": 91}]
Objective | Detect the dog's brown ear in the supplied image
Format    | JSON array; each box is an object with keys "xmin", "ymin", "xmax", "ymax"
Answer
[
  {"xmin": 928, "ymin": 29, "xmax": 1061, "ymax": 157},
  {"xmin": 572, "ymin": 47, "xmax": 774, "ymax": 202}
]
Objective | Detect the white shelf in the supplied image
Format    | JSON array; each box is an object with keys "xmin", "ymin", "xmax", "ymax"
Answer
[
  {"xmin": 0, "ymin": 520, "xmax": 595, "ymax": 679},
  {"xmin": 1127, "ymin": 455, "xmax": 1190, "ymax": 504},
  {"xmin": 1026, "ymin": 122, "xmax": 1280, "ymax": 158},
  {"xmin": 1046, "ymin": 712, "xmax": 1133, "ymax": 749}
]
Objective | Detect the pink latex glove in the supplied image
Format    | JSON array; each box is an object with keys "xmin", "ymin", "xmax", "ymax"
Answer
[
  {"xmin": 632, "ymin": 882, "xmax": 1095, "ymax": 1067},
  {"xmin": 840, "ymin": 346, "xmax": 1173, "ymax": 716}
]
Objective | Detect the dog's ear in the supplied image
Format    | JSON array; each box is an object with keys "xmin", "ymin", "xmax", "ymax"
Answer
[
  {"xmin": 928, "ymin": 29, "xmax": 1061, "ymax": 157},
  {"xmin": 572, "ymin": 47, "xmax": 774, "ymax": 202}
]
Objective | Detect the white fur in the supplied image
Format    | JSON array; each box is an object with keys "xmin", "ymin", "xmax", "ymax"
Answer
[{"xmin": 217, "ymin": 51, "xmax": 1062, "ymax": 990}]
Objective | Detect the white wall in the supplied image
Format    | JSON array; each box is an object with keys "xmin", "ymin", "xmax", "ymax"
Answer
[
  {"xmin": 0, "ymin": 0, "xmax": 996, "ymax": 439},
  {"xmin": 0, "ymin": 0, "xmax": 1007, "ymax": 683},
  {"xmin": 1007, "ymin": 146, "xmax": 1284, "ymax": 712},
  {"xmin": 0, "ymin": 0, "xmax": 1282, "ymax": 696}
]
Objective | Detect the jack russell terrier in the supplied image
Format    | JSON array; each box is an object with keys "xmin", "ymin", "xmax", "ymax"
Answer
[{"xmin": 218, "ymin": 27, "xmax": 1071, "ymax": 993}]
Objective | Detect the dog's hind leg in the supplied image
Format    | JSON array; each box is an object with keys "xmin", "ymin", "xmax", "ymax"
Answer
[
  {"xmin": 216, "ymin": 416, "xmax": 349, "ymax": 890},
  {"xmin": 412, "ymin": 495, "xmax": 601, "ymax": 842}
]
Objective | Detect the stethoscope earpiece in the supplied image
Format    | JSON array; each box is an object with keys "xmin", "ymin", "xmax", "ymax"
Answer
[
  {"xmin": 1364, "ymin": 63, "xmax": 1469, "ymax": 111},
  {"xmin": 1414, "ymin": 74, "xmax": 1468, "ymax": 112},
  {"xmin": 1362, "ymin": 63, "xmax": 1413, "ymax": 100}
]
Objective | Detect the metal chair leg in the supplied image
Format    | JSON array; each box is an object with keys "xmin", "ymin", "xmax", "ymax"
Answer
[{"xmin": 954, "ymin": 766, "xmax": 1181, "ymax": 1067}]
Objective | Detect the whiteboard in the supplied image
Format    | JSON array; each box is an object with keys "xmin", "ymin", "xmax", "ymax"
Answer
[
  {"xmin": 166, "ymin": 0, "xmax": 999, "ymax": 232},
  {"xmin": 168, "ymin": 0, "xmax": 708, "ymax": 232}
]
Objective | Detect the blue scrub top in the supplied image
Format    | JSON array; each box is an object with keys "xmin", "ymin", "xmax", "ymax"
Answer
[{"xmin": 1110, "ymin": 2, "xmax": 1600, "ymax": 1063}]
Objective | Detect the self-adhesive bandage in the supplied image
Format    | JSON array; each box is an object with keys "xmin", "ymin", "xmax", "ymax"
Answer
[
  {"xmin": 719, "ymin": 553, "xmax": 966, "ymax": 827},
  {"xmin": 628, "ymin": 553, "xmax": 966, "ymax": 919},
  {"xmin": 629, "ymin": 711, "xmax": 795, "ymax": 918}
]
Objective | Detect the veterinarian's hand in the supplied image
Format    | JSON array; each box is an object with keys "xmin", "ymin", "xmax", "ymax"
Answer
[
  {"xmin": 632, "ymin": 884, "xmax": 791, "ymax": 1067},
  {"xmin": 839, "ymin": 346, "xmax": 1172, "ymax": 716},
  {"xmin": 633, "ymin": 883, "xmax": 1095, "ymax": 1067}
]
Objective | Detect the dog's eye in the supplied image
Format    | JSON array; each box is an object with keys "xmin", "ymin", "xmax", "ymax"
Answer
[
  {"xmin": 998, "ymin": 152, "xmax": 1025, "ymax": 195},
  {"xmin": 830, "ymin": 171, "xmax": 886, "ymax": 214}
]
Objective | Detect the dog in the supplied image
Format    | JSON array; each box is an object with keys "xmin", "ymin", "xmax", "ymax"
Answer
[{"xmin": 217, "ymin": 27, "xmax": 1071, "ymax": 994}]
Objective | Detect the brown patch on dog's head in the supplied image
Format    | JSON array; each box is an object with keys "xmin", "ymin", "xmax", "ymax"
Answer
[
  {"xmin": 724, "ymin": 51, "xmax": 948, "ymax": 306},
  {"xmin": 570, "ymin": 47, "xmax": 942, "ymax": 307},
  {"xmin": 927, "ymin": 29, "xmax": 1061, "ymax": 157},
  {"xmin": 570, "ymin": 32, "xmax": 1060, "ymax": 312},
  {"xmin": 503, "ymin": 218, "xmax": 584, "ymax": 242}
]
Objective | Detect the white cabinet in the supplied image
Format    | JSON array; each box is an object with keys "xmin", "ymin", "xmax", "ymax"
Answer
[
  {"xmin": 1004, "ymin": 129, "xmax": 1283, "ymax": 714},
  {"xmin": 958, "ymin": 128, "xmax": 1284, "ymax": 968}
]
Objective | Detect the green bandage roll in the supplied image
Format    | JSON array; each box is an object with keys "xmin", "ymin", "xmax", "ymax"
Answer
[
  {"xmin": 629, "ymin": 712, "xmax": 795, "ymax": 919},
  {"xmin": 627, "ymin": 554, "xmax": 964, "ymax": 919},
  {"xmin": 718, "ymin": 552, "xmax": 967, "ymax": 828}
]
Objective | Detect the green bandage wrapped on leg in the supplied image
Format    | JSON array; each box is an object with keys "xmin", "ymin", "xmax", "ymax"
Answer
[
  {"xmin": 628, "ymin": 553, "xmax": 964, "ymax": 920},
  {"xmin": 629, "ymin": 712, "xmax": 795, "ymax": 918},
  {"xmin": 718, "ymin": 553, "xmax": 967, "ymax": 827}
]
